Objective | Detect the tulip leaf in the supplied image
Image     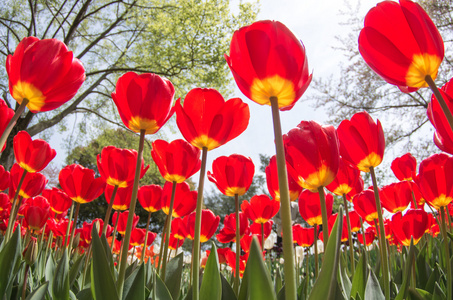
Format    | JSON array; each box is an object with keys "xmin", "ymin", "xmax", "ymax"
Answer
[
  {"xmin": 53, "ymin": 249, "xmax": 70, "ymax": 300},
  {"xmin": 433, "ymin": 282, "xmax": 446, "ymax": 300},
  {"xmin": 240, "ymin": 236, "xmax": 276, "ymax": 300},
  {"xmin": 408, "ymin": 288, "xmax": 433, "ymax": 300},
  {"xmin": 45, "ymin": 255, "xmax": 56, "ymax": 294},
  {"xmin": 220, "ymin": 273, "xmax": 237, "ymax": 300},
  {"xmin": 69, "ymin": 254, "xmax": 85, "ymax": 288},
  {"xmin": 25, "ymin": 281, "xmax": 49, "ymax": 300},
  {"xmin": 76, "ymin": 288, "xmax": 94, "ymax": 300},
  {"xmin": 425, "ymin": 266, "xmax": 439, "ymax": 294},
  {"xmin": 274, "ymin": 267, "xmax": 283, "ymax": 295},
  {"xmin": 164, "ymin": 252, "xmax": 183, "ymax": 300},
  {"xmin": 0, "ymin": 227, "xmax": 21, "ymax": 298},
  {"xmin": 395, "ymin": 239, "xmax": 415, "ymax": 300},
  {"xmin": 90, "ymin": 225, "xmax": 119, "ymax": 300},
  {"xmin": 416, "ymin": 244, "xmax": 429, "ymax": 288},
  {"xmin": 338, "ymin": 255, "xmax": 352, "ymax": 298},
  {"xmin": 200, "ymin": 242, "xmax": 222, "ymax": 300},
  {"xmin": 350, "ymin": 250, "xmax": 367, "ymax": 300},
  {"xmin": 123, "ymin": 263, "xmax": 145, "ymax": 300},
  {"xmin": 308, "ymin": 206, "xmax": 344, "ymax": 300},
  {"xmin": 277, "ymin": 285, "xmax": 285, "ymax": 300},
  {"xmin": 364, "ymin": 270, "xmax": 384, "ymax": 300},
  {"xmin": 153, "ymin": 271, "xmax": 173, "ymax": 300}
]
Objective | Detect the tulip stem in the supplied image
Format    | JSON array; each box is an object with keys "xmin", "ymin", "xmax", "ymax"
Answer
[
  {"xmin": 111, "ymin": 214, "xmax": 119, "ymax": 254},
  {"xmin": 0, "ymin": 99, "xmax": 29, "ymax": 152},
  {"xmin": 370, "ymin": 166, "xmax": 390, "ymax": 300},
  {"xmin": 318, "ymin": 187, "xmax": 329, "ymax": 249},
  {"xmin": 141, "ymin": 211, "xmax": 152, "ymax": 264},
  {"xmin": 161, "ymin": 181, "xmax": 177, "ymax": 281},
  {"xmin": 103, "ymin": 185, "xmax": 118, "ymax": 235},
  {"xmin": 157, "ymin": 215, "xmax": 168, "ymax": 272},
  {"xmin": 440, "ymin": 206, "xmax": 452, "ymax": 299},
  {"xmin": 192, "ymin": 147, "xmax": 208, "ymax": 300},
  {"xmin": 117, "ymin": 129, "xmax": 145, "ymax": 298},
  {"xmin": 314, "ymin": 225, "xmax": 318, "ymax": 278},
  {"xmin": 270, "ymin": 97, "xmax": 297, "ymax": 300},
  {"xmin": 305, "ymin": 249, "xmax": 309, "ymax": 299},
  {"xmin": 5, "ymin": 169, "xmax": 27, "ymax": 242},
  {"xmin": 68, "ymin": 203, "xmax": 81, "ymax": 254},
  {"xmin": 343, "ymin": 195, "xmax": 355, "ymax": 276},
  {"xmin": 234, "ymin": 193, "xmax": 240, "ymax": 296},
  {"xmin": 21, "ymin": 264, "xmax": 30, "ymax": 299},
  {"xmin": 64, "ymin": 203, "xmax": 75, "ymax": 248},
  {"xmin": 426, "ymin": 75, "xmax": 453, "ymax": 133},
  {"xmin": 261, "ymin": 222, "xmax": 265, "ymax": 251}
]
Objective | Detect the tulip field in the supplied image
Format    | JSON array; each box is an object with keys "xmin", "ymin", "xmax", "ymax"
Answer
[{"xmin": 1, "ymin": 0, "xmax": 453, "ymax": 299}]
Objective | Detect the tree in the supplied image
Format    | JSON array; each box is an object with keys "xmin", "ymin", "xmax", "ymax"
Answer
[
  {"xmin": 312, "ymin": 0, "xmax": 453, "ymax": 160},
  {"xmin": 0, "ymin": 0, "xmax": 258, "ymax": 169}
]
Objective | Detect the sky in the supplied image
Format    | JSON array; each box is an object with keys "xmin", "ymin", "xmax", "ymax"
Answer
[{"xmin": 47, "ymin": 0, "xmax": 382, "ymax": 190}]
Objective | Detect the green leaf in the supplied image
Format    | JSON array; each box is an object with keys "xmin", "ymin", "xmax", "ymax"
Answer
[
  {"xmin": 274, "ymin": 268, "xmax": 283, "ymax": 296},
  {"xmin": 123, "ymin": 263, "xmax": 145, "ymax": 300},
  {"xmin": 164, "ymin": 253, "xmax": 183, "ymax": 300},
  {"xmin": 77, "ymin": 288, "xmax": 94, "ymax": 300},
  {"xmin": 364, "ymin": 270, "xmax": 384, "ymax": 300},
  {"xmin": 69, "ymin": 254, "xmax": 85, "ymax": 289},
  {"xmin": 220, "ymin": 273, "xmax": 236, "ymax": 300},
  {"xmin": 433, "ymin": 282, "xmax": 446, "ymax": 300},
  {"xmin": 350, "ymin": 252, "xmax": 367, "ymax": 300},
  {"xmin": 408, "ymin": 288, "xmax": 434, "ymax": 300},
  {"xmin": 153, "ymin": 272, "xmax": 173, "ymax": 300},
  {"xmin": 395, "ymin": 240, "xmax": 415, "ymax": 300},
  {"xmin": 200, "ymin": 243, "xmax": 222, "ymax": 300},
  {"xmin": 425, "ymin": 266, "xmax": 439, "ymax": 294},
  {"xmin": 25, "ymin": 281, "xmax": 49, "ymax": 300},
  {"xmin": 90, "ymin": 225, "xmax": 119, "ymax": 300},
  {"xmin": 240, "ymin": 237, "xmax": 276, "ymax": 300},
  {"xmin": 0, "ymin": 227, "xmax": 21, "ymax": 297},
  {"xmin": 53, "ymin": 249, "xmax": 70, "ymax": 300},
  {"xmin": 338, "ymin": 255, "xmax": 351, "ymax": 299},
  {"xmin": 309, "ymin": 206, "xmax": 344, "ymax": 300},
  {"xmin": 277, "ymin": 285, "xmax": 285, "ymax": 300},
  {"xmin": 45, "ymin": 255, "xmax": 56, "ymax": 294}
]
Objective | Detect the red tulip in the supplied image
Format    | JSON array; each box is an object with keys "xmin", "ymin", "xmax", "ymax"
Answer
[
  {"xmin": 0, "ymin": 165, "xmax": 10, "ymax": 191},
  {"xmin": 111, "ymin": 72, "xmax": 175, "ymax": 134},
  {"xmin": 6, "ymin": 37, "xmax": 85, "ymax": 112},
  {"xmin": 112, "ymin": 210, "xmax": 139, "ymax": 236},
  {"xmin": 171, "ymin": 217, "xmax": 188, "ymax": 240},
  {"xmin": 105, "ymin": 185, "xmax": 132, "ymax": 211},
  {"xmin": 168, "ymin": 233, "xmax": 184, "ymax": 250},
  {"xmin": 23, "ymin": 195, "xmax": 50, "ymax": 231},
  {"xmin": 42, "ymin": 188, "xmax": 72, "ymax": 215},
  {"xmin": 225, "ymin": 20, "xmax": 312, "ymax": 111},
  {"xmin": 391, "ymin": 153, "xmax": 417, "ymax": 181},
  {"xmin": 81, "ymin": 219, "xmax": 112, "ymax": 243},
  {"xmin": 292, "ymin": 224, "xmax": 314, "ymax": 247},
  {"xmin": 0, "ymin": 193, "xmax": 11, "ymax": 214},
  {"xmin": 380, "ymin": 181, "xmax": 412, "ymax": 213},
  {"xmin": 207, "ymin": 154, "xmax": 255, "ymax": 196},
  {"xmin": 161, "ymin": 182, "xmax": 197, "ymax": 218},
  {"xmin": 284, "ymin": 121, "xmax": 340, "ymax": 190},
  {"xmin": 349, "ymin": 210, "xmax": 361, "ymax": 233},
  {"xmin": 298, "ymin": 189, "xmax": 333, "ymax": 226},
  {"xmin": 216, "ymin": 212, "xmax": 250, "ymax": 243},
  {"xmin": 241, "ymin": 194, "xmax": 280, "ymax": 224},
  {"xmin": 13, "ymin": 131, "xmax": 56, "ymax": 173},
  {"xmin": 326, "ymin": 213, "xmax": 349, "ymax": 242},
  {"xmin": 358, "ymin": 227, "xmax": 376, "ymax": 246},
  {"xmin": 416, "ymin": 153, "xmax": 453, "ymax": 209},
  {"xmin": 352, "ymin": 189, "xmax": 380, "ymax": 223},
  {"xmin": 0, "ymin": 99, "xmax": 14, "ymax": 152},
  {"xmin": 187, "ymin": 209, "xmax": 220, "ymax": 243},
  {"xmin": 337, "ymin": 111, "xmax": 385, "ymax": 172},
  {"xmin": 358, "ymin": 0, "xmax": 444, "ymax": 92},
  {"xmin": 326, "ymin": 159, "xmax": 361, "ymax": 196},
  {"xmin": 346, "ymin": 176, "xmax": 365, "ymax": 201},
  {"xmin": 138, "ymin": 184, "xmax": 163, "ymax": 213},
  {"xmin": 265, "ymin": 155, "xmax": 302, "ymax": 201},
  {"xmin": 249, "ymin": 220, "xmax": 273, "ymax": 240},
  {"xmin": 240, "ymin": 233, "xmax": 263, "ymax": 253},
  {"xmin": 427, "ymin": 77, "xmax": 453, "ymax": 154},
  {"xmin": 10, "ymin": 163, "xmax": 47, "ymax": 199},
  {"xmin": 130, "ymin": 228, "xmax": 146, "ymax": 247},
  {"xmin": 97, "ymin": 146, "xmax": 148, "ymax": 188},
  {"xmin": 151, "ymin": 139, "xmax": 201, "ymax": 183},
  {"xmin": 175, "ymin": 88, "xmax": 249, "ymax": 150},
  {"xmin": 391, "ymin": 209, "xmax": 429, "ymax": 246},
  {"xmin": 59, "ymin": 164, "xmax": 105, "ymax": 204},
  {"xmin": 225, "ymin": 250, "xmax": 246, "ymax": 278}
]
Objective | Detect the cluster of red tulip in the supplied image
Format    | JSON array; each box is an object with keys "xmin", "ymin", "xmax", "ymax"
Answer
[{"xmin": 2, "ymin": 0, "xmax": 453, "ymax": 299}]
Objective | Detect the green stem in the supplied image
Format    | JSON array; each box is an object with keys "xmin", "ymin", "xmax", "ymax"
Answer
[
  {"xmin": 111, "ymin": 213, "xmax": 119, "ymax": 254},
  {"xmin": 117, "ymin": 129, "xmax": 145, "ymax": 298},
  {"xmin": 161, "ymin": 181, "xmax": 177, "ymax": 280},
  {"xmin": 261, "ymin": 222, "xmax": 265, "ymax": 251},
  {"xmin": 318, "ymin": 187, "xmax": 329, "ymax": 249},
  {"xmin": 314, "ymin": 225, "xmax": 319, "ymax": 278},
  {"xmin": 68, "ymin": 202, "xmax": 80, "ymax": 254},
  {"xmin": 270, "ymin": 97, "xmax": 297, "ymax": 300},
  {"xmin": 343, "ymin": 195, "xmax": 355, "ymax": 276},
  {"xmin": 440, "ymin": 206, "xmax": 452, "ymax": 299},
  {"xmin": 191, "ymin": 147, "xmax": 208, "ymax": 300},
  {"xmin": 5, "ymin": 170, "xmax": 27, "ymax": 242},
  {"xmin": 157, "ymin": 215, "xmax": 169, "ymax": 272},
  {"xmin": 141, "ymin": 211, "xmax": 152, "ymax": 264},
  {"xmin": 370, "ymin": 166, "xmax": 390, "ymax": 300},
  {"xmin": 0, "ymin": 99, "xmax": 29, "ymax": 152},
  {"xmin": 425, "ymin": 75, "xmax": 453, "ymax": 133},
  {"xmin": 21, "ymin": 264, "xmax": 30, "ymax": 299},
  {"xmin": 82, "ymin": 243, "xmax": 92, "ymax": 288},
  {"xmin": 234, "ymin": 193, "xmax": 240, "ymax": 296},
  {"xmin": 305, "ymin": 249, "xmax": 309, "ymax": 299},
  {"xmin": 103, "ymin": 185, "xmax": 118, "ymax": 235},
  {"xmin": 64, "ymin": 203, "xmax": 75, "ymax": 248}
]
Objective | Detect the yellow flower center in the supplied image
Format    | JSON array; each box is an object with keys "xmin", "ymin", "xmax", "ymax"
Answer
[
  {"xmin": 190, "ymin": 135, "xmax": 220, "ymax": 150},
  {"xmin": 106, "ymin": 177, "xmax": 129, "ymax": 188},
  {"xmin": 306, "ymin": 216, "xmax": 322, "ymax": 227},
  {"xmin": 112, "ymin": 204, "xmax": 128, "ymax": 211},
  {"xmin": 128, "ymin": 117, "xmax": 159, "ymax": 134},
  {"xmin": 224, "ymin": 186, "xmax": 246, "ymax": 197},
  {"xmin": 18, "ymin": 162, "xmax": 37, "ymax": 173},
  {"xmin": 164, "ymin": 174, "xmax": 187, "ymax": 184},
  {"xmin": 250, "ymin": 75, "xmax": 295, "ymax": 108},
  {"xmin": 73, "ymin": 196, "xmax": 89, "ymax": 204},
  {"xmin": 430, "ymin": 194, "xmax": 453, "ymax": 210},
  {"xmin": 406, "ymin": 53, "xmax": 442, "ymax": 88},
  {"xmin": 297, "ymin": 165, "xmax": 335, "ymax": 191},
  {"xmin": 333, "ymin": 183, "xmax": 352, "ymax": 196},
  {"xmin": 357, "ymin": 152, "xmax": 382, "ymax": 172},
  {"xmin": 12, "ymin": 81, "xmax": 46, "ymax": 111}
]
